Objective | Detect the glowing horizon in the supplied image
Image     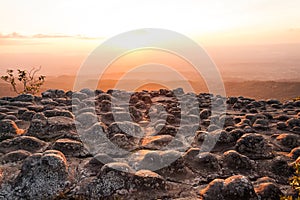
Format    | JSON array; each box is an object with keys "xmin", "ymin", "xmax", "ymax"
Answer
[{"xmin": 1, "ymin": 0, "xmax": 300, "ymax": 77}]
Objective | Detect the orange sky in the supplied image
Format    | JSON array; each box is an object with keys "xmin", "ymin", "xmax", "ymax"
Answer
[{"xmin": 0, "ymin": 0, "xmax": 300, "ymax": 77}]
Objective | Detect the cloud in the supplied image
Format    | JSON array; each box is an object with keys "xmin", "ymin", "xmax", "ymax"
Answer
[
  {"xmin": 0, "ymin": 32, "xmax": 27, "ymax": 38},
  {"xmin": 0, "ymin": 32, "xmax": 104, "ymax": 40}
]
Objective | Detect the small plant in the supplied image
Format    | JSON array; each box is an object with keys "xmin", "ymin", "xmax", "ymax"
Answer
[
  {"xmin": 1, "ymin": 66, "xmax": 45, "ymax": 95},
  {"xmin": 281, "ymin": 159, "xmax": 300, "ymax": 200}
]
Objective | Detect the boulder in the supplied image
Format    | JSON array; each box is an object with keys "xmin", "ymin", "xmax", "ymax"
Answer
[
  {"xmin": 200, "ymin": 175, "xmax": 257, "ymax": 200},
  {"xmin": 0, "ymin": 136, "xmax": 47, "ymax": 154},
  {"xmin": 2, "ymin": 150, "xmax": 68, "ymax": 199},
  {"xmin": 236, "ymin": 133, "xmax": 273, "ymax": 159},
  {"xmin": 0, "ymin": 119, "xmax": 24, "ymax": 141}
]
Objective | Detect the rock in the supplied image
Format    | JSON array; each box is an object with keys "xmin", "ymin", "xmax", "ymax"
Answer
[
  {"xmin": 1, "ymin": 90, "xmax": 300, "ymax": 199},
  {"xmin": 76, "ymin": 162, "xmax": 134, "ymax": 198},
  {"xmin": 32, "ymin": 112, "xmax": 47, "ymax": 120},
  {"xmin": 44, "ymin": 109, "xmax": 74, "ymax": 118},
  {"xmin": 0, "ymin": 119, "xmax": 24, "ymax": 141},
  {"xmin": 141, "ymin": 94, "xmax": 152, "ymax": 104},
  {"xmin": 77, "ymin": 161, "xmax": 166, "ymax": 198},
  {"xmin": 110, "ymin": 133, "xmax": 139, "ymax": 150},
  {"xmin": 293, "ymin": 100, "xmax": 300, "ymax": 107},
  {"xmin": 42, "ymin": 90, "xmax": 55, "ymax": 98},
  {"xmin": 135, "ymin": 100, "xmax": 147, "ymax": 110},
  {"xmin": 274, "ymin": 114, "xmax": 290, "ymax": 121},
  {"xmin": 228, "ymin": 97, "xmax": 238, "ymax": 104},
  {"xmin": 286, "ymin": 118, "xmax": 300, "ymax": 128},
  {"xmin": 129, "ymin": 106, "xmax": 143, "ymax": 122},
  {"xmin": 236, "ymin": 133, "xmax": 273, "ymax": 159},
  {"xmin": 28, "ymin": 116, "xmax": 76, "ymax": 140},
  {"xmin": 156, "ymin": 125, "xmax": 178, "ymax": 137},
  {"xmin": 100, "ymin": 100, "xmax": 111, "ymax": 112},
  {"xmin": 80, "ymin": 88, "xmax": 94, "ymax": 96},
  {"xmin": 27, "ymin": 105, "xmax": 44, "ymax": 112},
  {"xmin": 84, "ymin": 153, "xmax": 116, "ymax": 175},
  {"xmin": 136, "ymin": 151, "xmax": 163, "ymax": 171},
  {"xmin": 223, "ymin": 175, "xmax": 257, "ymax": 200},
  {"xmin": 253, "ymin": 119, "xmax": 269, "ymax": 130},
  {"xmin": 107, "ymin": 121, "xmax": 143, "ymax": 138},
  {"xmin": 6, "ymin": 150, "xmax": 68, "ymax": 199},
  {"xmin": 254, "ymin": 182, "xmax": 283, "ymax": 200},
  {"xmin": 220, "ymin": 115, "xmax": 235, "ymax": 127},
  {"xmin": 271, "ymin": 104, "xmax": 282, "ymax": 109},
  {"xmin": 173, "ymin": 87, "xmax": 184, "ymax": 96},
  {"xmin": 292, "ymin": 126, "xmax": 300, "ymax": 134},
  {"xmin": 266, "ymin": 99, "xmax": 280, "ymax": 105},
  {"xmin": 270, "ymin": 156, "xmax": 293, "ymax": 176},
  {"xmin": 195, "ymin": 152, "xmax": 220, "ymax": 171},
  {"xmin": 52, "ymin": 138, "xmax": 86, "ymax": 157},
  {"xmin": 13, "ymin": 94, "xmax": 34, "ymax": 102},
  {"xmin": 199, "ymin": 130, "xmax": 235, "ymax": 146},
  {"xmin": 207, "ymin": 124, "xmax": 220, "ymax": 132},
  {"xmin": 199, "ymin": 179, "xmax": 225, "ymax": 200},
  {"xmin": 255, "ymin": 177, "xmax": 277, "ymax": 184},
  {"xmin": 134, "ymin": 170, "xmax": 166, "ymax": 190},
  {"xmin": 183, "ymin": 148, "xmax": 200, "ymax": 162},
  {"xmin": 10, "ymin": 101, "xmax": 33, "ymax": 107},
  {"xmin": 214, "ymin": 129, "xmax": 235, "ymax": 144},
  {"xmin": 4, "ymin": 115, "xmax": 18, "ymax": 121},
  {"xmin": 229, "ymin": 128, "xmax": 245, "ymax": 141},
  {"xmin": 76, "ymin": 112, "xmax": 98, "ymax": 128},
  {"xmin": 200, "ymin": 109, "xmax": 211, "ymax": 119},
  {"xmin": 141, "ymin": 135, "xmax": 173, "ymax": 150},
  {"xmin": 47, "ymin": 116, "xmax": 76, "ymax": 133},
  {"xmin": 200, "ymin": 175, "xmax": 257, "ymax": 200},
  {"xmin": 222, "ymin": 150, "xmax": 252, "ymax": 170},
  {"xmin": 20, "ymin": 110, "xmax": 36, "ymax": 121},
  {"xmin": 183, "ymin": 149, "xmax": 220, "ymax": 173},
  {"xmin": 26, "ymin": 119, "xmax": 47, "ymax": 138},
  {"xmin": 1, "ymin": 150, "xmax": 31, "ymax": 164},
  {"xmin": 236, "ymin": 118, "xmax": 251, "ymax": 128},
  {"xmin": 0, "ymin": 136, "xmax": 48, "ymax": 154},
  {"xmin": 41, "ymin": 98, "xmax": 59, "ymax": 106},
  {"xmin": 277, "ymin": 122, "xmax": 287, "ymax": 130},
  {"xmin": 276, "ymin": 133, "xmax": 300, "ymax": 150},
  {"xmin": 72, "ymin": 91, "xmax": 88, "ymax": 100},
  {"xmin": 0, "ymin": 113, "xmax": 7, "ymax": 120},
  {"xmin": 288, "ymin": 147, "xmax": 300, "ymax": 160},
  {"xmin": 97, "ymin": 93, "xmax": 111, "ymax": 102},
  {"xmin": 112, "ymin": 111, "xmax": 133, "ymax": 123}
]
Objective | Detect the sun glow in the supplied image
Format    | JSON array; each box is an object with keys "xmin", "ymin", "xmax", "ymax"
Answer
[{"xmin": 0, "ymin": 0, "xmax": 300, "ymax": 77}]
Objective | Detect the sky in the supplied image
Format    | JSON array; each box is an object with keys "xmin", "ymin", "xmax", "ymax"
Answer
[{"xmin": 0, "ymin": 0, "xmax": 300, "ymax": 76}]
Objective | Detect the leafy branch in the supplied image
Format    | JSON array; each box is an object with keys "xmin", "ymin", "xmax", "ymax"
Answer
[{"xmin": 1, "ymin": 66, "xmax": 46, "ymax": 95}]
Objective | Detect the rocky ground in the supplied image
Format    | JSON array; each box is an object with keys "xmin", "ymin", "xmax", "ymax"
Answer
[{"xmin": 0, "ymin": 88, "xmax": 300, "ymax": 200}]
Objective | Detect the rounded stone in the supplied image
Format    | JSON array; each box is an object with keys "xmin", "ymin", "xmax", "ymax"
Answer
[
  {"xmin": 0, "ymin": 119, "xmax": 24, "ymax": 141},
  {"xmin": 222, "ymin": 150, "xmax": 252, "ymax": 170},
  {"xmin": 1, "ymin": 150, "xmax": 31, "ymax": 164},
  {"xmin": 10, "ymin": 150, "xmax": 68, "ymax": 199},
  {"xmin": 52, "ymin": 138, "xmax": 85, "ymax": 157},
  {"xmin": 236, "ymin": 133, "xmax": 272, "ymax": 159},
  {"xmin": 288, "ymin": 147, "xmax": 300, "ymax": 160},
  {"xmin": 276, "ymin": 133, "xmax": 300, "ymax": 149},
  {"xmin": 107, "ymin": 121, "xmax": 143, "ymax": 138},
  {"xmin": 0, "ymin": 136, "xmax": 47, "ymax": 154},
  {"xmin": 254, "ymin": 182, "xmax": 283, "ymax": 200},
  {"xmin": 270, "ymin": 156, "xmax": 293, "ymax": 176}
]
